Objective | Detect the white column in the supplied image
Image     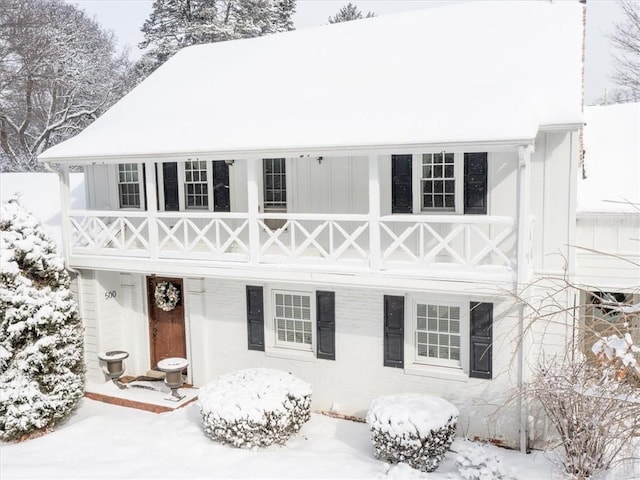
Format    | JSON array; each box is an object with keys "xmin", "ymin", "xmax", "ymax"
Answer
[
  {"xmin": 59, "ymin": 164, "xmax": 73, "ymax": 267},
  {"xmin": 144, "ymin": 161, "xmax": 159, "ymax": 260},
  {"xmin": 368, "ymin": 154, "xmax": 381, "ymax": 271},
  {"xmin": 247, "ymin": 158, "xmax": 260, "ymax": 266}
]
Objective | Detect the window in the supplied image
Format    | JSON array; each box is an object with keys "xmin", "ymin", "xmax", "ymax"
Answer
[
  {"xmin": 117, "ymin": 163, "xmax": 143, "ymax": 209},
  {"xmin": 583, "ymin": 291, "xmax": 639, "ymax": 358},
  {"xmin": 246, "ymin": 286, "xmax": 335, "ymax": 360},
  {"xmin": 263, "ymin": 158, "xmax": 287, "ymax": 212},
  {"xmin": 421, "ymin": 153, "xmax": 456, "ymax": 210},
  {"xmin": 415, "ymin": 301, "xmax": 462, "ymax": 367},
  {"xmin": 273, "ymin": 290, "xmax": 313, "ymax": 351},
  {"xmin": 184, "ymin": 160, "xmax": 209, "ymax": 209},
  {"xmin": 391, "ymin": 152, "xmax": 488, "ymax": 215}
]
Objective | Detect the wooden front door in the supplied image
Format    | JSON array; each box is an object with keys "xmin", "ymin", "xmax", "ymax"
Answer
[{"xmin": 147, "ymin": 276, "xmax": 186, "ymax": 369}]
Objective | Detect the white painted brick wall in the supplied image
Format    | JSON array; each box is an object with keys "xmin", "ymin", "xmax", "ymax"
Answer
[{"xmin": 188, "ymin": 278, "xmax": 523, "ymax": 446}]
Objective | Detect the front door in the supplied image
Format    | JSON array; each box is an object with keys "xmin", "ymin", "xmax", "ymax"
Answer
[{"xmin": 147, "ymin": 276, "xmax": 186, "ymax": 369}]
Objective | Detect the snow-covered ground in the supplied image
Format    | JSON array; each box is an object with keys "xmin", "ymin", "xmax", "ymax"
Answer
[{"xmin": 0, "ymin": 398, "xmax": 561, "ymax": 480}]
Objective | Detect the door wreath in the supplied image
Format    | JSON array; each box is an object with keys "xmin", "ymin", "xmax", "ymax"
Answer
[{"xmin": 154, "ymin": 281, "xmax": 180, "ymax": 311}]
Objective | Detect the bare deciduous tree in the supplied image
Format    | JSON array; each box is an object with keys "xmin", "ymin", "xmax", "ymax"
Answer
[
  {"xmin": 610, "ymin": 0, "xmax": 640, "ymax": 101},
  {"xmin": 0, "ymin": 0, "xmax": 133, "ymax": 172}
]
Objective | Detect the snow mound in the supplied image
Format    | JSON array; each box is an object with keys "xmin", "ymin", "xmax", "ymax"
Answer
[
  {"xmin": 366, "ymin": 393, "xmax": 458, "ymax": 472},
  {"xmin": 199, "ymin": 368, "xmax": 311, "ymax": 448},
  {"xmin": 455, "ymin": 440, "xmax": 513, "ymax": 480}
]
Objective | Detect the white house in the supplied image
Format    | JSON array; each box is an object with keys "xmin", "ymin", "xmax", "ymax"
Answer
[{"xmin": 39, "ymin": 2, "xmax": 587, "ymax": 449}]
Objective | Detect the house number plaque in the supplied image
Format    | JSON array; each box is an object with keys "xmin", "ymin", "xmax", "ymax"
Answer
[{"xmin": 104, "ymin": 290, "xmax": 117, "ymax": 300}]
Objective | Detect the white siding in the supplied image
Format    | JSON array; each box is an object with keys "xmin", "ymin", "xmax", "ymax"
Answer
[
  {"xmin": 530, "ymin": 130, "xmax": 577, "ymax": 275},
  {"xmin": 85, "ymin": 164, "xmax": 117, "ymax": 210},
  {"xmin": 576, "ymin": 214, "xmax": 640, "ymax": 289}
]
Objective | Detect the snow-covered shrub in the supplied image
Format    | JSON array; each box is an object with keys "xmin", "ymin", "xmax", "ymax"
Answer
[
  {"xmin": 366, "ymin": 393, "xmax": 459, "ymax": 472},
  {"xmin": 199, "ymin": 368, "xmax": 311, "ymax": 448},
  {"xmin": 526, "ymin": 355, "xmax": 640, "ymax": 479},
  {"xmin": 0, "ymin": 198, "xmax": 85, "ymax": 441},
  {"xmin": 593, "ymin": 332, "xmax": 640, "ymax": 386},
  {"xmin": 456, "ymin": 441, "xmax": 512, "ymax": 480}
]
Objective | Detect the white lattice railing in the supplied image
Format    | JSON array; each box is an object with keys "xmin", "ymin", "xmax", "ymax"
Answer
[
  {"xmin": 68, "ymin": 210, "xmax": 519, "ymax": 272},
  {"xmin": 257, "ymin": 213, "xmax": 370, "ymax": 263},
  {"xmin": 156, "ymin": 212, "xmax": 249, "ymax": 260},
  {"xmin": 379, "ymin": 215, "xmax": 517, "ymax": 269},
  {"xmin": 69, "ymin": 210, "xmax": 150, "ymax": 256}
]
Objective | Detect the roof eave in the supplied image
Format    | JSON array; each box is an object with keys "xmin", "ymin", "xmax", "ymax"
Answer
[{"xmin": 39, "ymin": 138, "xmax": 537, "ymax": 165}]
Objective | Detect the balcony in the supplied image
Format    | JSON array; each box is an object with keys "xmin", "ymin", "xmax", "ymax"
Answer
[{"xmin": 66, "ymin": 209, "xmax": 518, "ymax": 281}]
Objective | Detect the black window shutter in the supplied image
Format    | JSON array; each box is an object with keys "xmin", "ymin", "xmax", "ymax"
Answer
[
  {"xmin": 246, "ymin": 286, "xmax": 265, "ymax": 351},
  {"xmin": 141, "ymin": 163, "xmax": 148, "ymax": 211},
  {"xmin": 469, "ymin": 302, "xmax": 493, "ymax": 379},
  {"xmin": 213, "ymin": 161, "xmax": 231, "ymax": 212},
  {"xmin": 383, "ymin": 295, "xmax": 404, "ymax": 368},
  {"xmin": 316, "ymin": 291, "xmax": 335, "ymax": 360},
  {"xmin": 162, "ymin": 162, "xmax": 180, "ymax": 211},
  {"xmin": 464, "ymin": 153, "xmax": 488, "ymax": 215},
  {"xmin": 391, "ymin": 154, "xmax": 413, "ymax": 213}
]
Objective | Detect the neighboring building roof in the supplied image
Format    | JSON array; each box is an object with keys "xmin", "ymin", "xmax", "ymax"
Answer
[
  {"xmin": 579, "ymin": 102, "xmax": 640, "ymax": 213},
  {"xmin": 39, "ymin": 1, "xmax": 583, "ymax": 163}
]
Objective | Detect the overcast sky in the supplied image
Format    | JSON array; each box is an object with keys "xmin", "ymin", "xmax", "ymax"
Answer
[{"xmin": 66, "ymin": 0, "xmax": 628, "ymax": 105}]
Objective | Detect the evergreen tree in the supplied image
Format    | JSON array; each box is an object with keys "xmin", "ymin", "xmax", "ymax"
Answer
[
  {"xmin": 328, "ymin": 2, "xmax": 375, "ymax": 24},
  {"xmin": 137, "ymin": 0, "xmax": 296, "ymax": 78},
  {"xmin": 0, "ymin": 197, "xmax": 84, "ymax": 441}
]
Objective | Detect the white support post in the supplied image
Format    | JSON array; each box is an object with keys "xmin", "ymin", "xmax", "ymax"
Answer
[
  {"xmin": 58, "ymin": 164, "xmax": 73, "ymax": 266},
  {"xmin": 247, "ymin": 158, "xmax": 260, "ymax": 266},
  {"xmin": 145, "ymin": 161, "xmax": 159, "ymax": 260},
  {"xmin": 516, "ymin": 144, "xmax": 533, "ymax": 454},
  {"xmin": 368, "ymin": 154, "xmax": 381, "ymax": 271}
]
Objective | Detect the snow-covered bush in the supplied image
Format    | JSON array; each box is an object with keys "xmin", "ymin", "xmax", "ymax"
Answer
[
  {"xmin": 0, "ymin": 198, "xmax": 85, "ymax": 441},
  {"xmin": 456, "ymin": 441, "xmax": 512, "ymax": 480},
  {"xmin": 366, "ymin": 393, "xmax": 459, "ymax": 472},
  {"xmin": 199, "ymin": 368, "xmax": 311, "ymax": 448}
]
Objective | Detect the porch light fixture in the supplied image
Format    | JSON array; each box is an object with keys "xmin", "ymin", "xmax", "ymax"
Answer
[
  {"xmin": 317, "ymin": 156, "xmax": 323, "ymax": 164},
  {"xmin": 225, "ymin": 159, "xmax": 235, "ymax": 166}
]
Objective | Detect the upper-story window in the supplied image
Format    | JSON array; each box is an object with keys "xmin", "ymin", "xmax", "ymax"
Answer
[
  {"xmin": 263, "ymin": 158, "xmax": 287, "ymax": 213},
  {"xmin": 421, "ymin": 153, "xmax": 457, "ymax": 211},
  {"xmin": 117, "ymin": 163, "xmax": 143, "ymax": 209},
  {"xmin": 392, "ymin": 152, "xmax": 488, "ymax": 215},
  {"xmin": 184, "ymin": 160, "xmax": 209, "ymax": 209}
]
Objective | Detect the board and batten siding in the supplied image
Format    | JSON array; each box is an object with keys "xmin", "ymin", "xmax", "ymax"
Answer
[
  {"xmin": 576, "ymin": 214, "xmax": 640, "ymax": 289},
  {"xmin": 184, "ymin": 277, "xmax": 521, "ymax": 447}
]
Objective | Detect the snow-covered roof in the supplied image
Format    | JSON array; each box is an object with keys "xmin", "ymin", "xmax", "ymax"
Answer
[
  {"xmin": 579, "ymin": 102, "xmax": 640, "ymax": 213},
  {"xmin": 39, "ymin": 1, "xmax": 583, "ymax": 163}
]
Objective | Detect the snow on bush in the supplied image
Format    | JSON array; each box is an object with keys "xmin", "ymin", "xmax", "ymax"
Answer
[
  {"xmin": 455, "ymin": 441, "xmax": 512, "ymax": 480},
  {"xmin": 0, "ymin": 198, "xmax": 85, "ymax": 441},
  {"xmin": 199, "ymin": 368, "xmax": 311, "ymax": 448},
  {"xmin": 366, "ymin": 393, "xmax": 459, "ymax": 472}
]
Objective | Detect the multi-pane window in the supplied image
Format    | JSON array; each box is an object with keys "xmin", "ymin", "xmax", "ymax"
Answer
[
  {"xmin": 416, "ymin": 302, "xmax": 461, "ymax": 364},
  {"xmin": 421, "ymin": 153, "xmax": 456, "ymax": 210},
  {"xmin": 184, "ymin": 160, "xmax": 208, "ymax": 209},
  {"xmin": 118, "ymin": 163, "xmax": 141, "ymax": 208},
  {"xmin": 263, "ymin": 158, "xmax": 287, "ymax": 211},
  {"xmin": 274, "ymin": 291, "xmax": 312, "ymax": 349}
]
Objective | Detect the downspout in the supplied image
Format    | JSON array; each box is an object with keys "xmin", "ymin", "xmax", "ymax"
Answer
[{"xmin": 516, "ymin": 144, "xmax": 533, "ymax": 453}]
